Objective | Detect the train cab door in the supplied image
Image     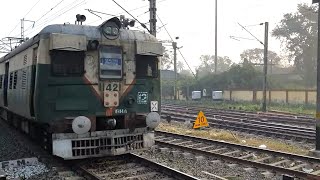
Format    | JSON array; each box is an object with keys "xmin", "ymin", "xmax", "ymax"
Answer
[
  {"xmin": 3, "ymin": 62, "xmax": 9, "ymax": 106},
  {"xmin": 30, "ymin": 47, "xmax": 38, "ymax": 117}
]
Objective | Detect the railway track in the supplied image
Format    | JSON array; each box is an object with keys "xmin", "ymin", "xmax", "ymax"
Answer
[
  {"xmin": 163, "ymin": 103, "xmax": 315, "ymax": 127},
  {"xmin": 162, "ymin": 104, "xmax": 315, "ymax": 142},
  {"xmin": 155, "ymin": 130, "xmax": 320, "ymax": 179},
  {"xmin": 75, "ymin": 153, "xmax": 199, "ymax": 180}
]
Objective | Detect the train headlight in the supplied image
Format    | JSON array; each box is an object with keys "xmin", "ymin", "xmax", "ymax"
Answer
[
  {"xmin": 112, "ymin": 27, "xmax": 119, "ymax": 35},
  {"xmin": 146, "ymin": 112, "xmax": 160, "ymax": 129},
  {"xmin": 104, "ymin": 26, "xmax": 112, "ymax": 35},
  {"xmin": 72, "ymin": 116, "xmax": 91, "ymax": 135}
]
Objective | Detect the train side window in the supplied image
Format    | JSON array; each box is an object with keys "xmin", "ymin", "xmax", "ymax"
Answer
[
  {"xmin": 0, "ymin": 75, "xmax": 2, "ymax": 89},
  {"xmin": 136, "ymin": 55, "xmax": 158, "ymax": 78},
  {"xmin": 50, "ymin": 50, "xmax": 85, "ymax": 77},
  {"xmin": 13, "ymin": 71, "xmax": 17, "ymax": 89},
  {"xmin": 9, "ymin": 72, "xmax": 13, "ymax": 89}
]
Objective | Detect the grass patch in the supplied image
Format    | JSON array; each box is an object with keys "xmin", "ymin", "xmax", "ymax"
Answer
[
  {"xmin": 163, "ymin": 99, "xmax": 316, "ymax": 116},
  {"xmin": 156, "ymin": 122, "xmax": 310, "ymax": 155}
]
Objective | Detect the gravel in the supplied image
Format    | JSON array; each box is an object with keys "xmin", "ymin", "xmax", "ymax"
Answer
[
  {"xmin": 0, "ymin": 120, "xmax": 32, "ymax": 162},
  {"xmin": 164, "ymin": 120, "xmax": 315, "ymax": 151},
  {"xmin": 3, "ymin": 164, "xmax": 49, "ymax": 179},
  {"xmin": 0, "ymin": 119, "xmax": 77, "ymax": 180},
  {"xmin": 136, "ymin": 146, "xmax": 284, "ymax": 180}
]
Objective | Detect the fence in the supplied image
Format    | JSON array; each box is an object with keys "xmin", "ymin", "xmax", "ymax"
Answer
[{"xmin": 223, "ymin": 90, "xmax": 316, "ymax": 104}]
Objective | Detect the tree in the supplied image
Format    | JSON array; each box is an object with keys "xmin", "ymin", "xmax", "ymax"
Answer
[
  {"xmin": 188, "ymin": 63, "xmax": 264, "ymax": 96},
  {"xmin": 240, "ymin": 48, "xmax": 282, "ymax": 66},
  {"xmin": 160, "ymin": 46, "xmax": 173, "ymax": 70},
  {"xmin": 197, "ymin": 55, "xmax": 232, "ymax": 77},
  {"xmin": 177, "ymin": 61, "xmax": 184, "ymax": 73},
  {"xmin": 272, "ymin": 3, "xmax": 318, "ymax": 87}
]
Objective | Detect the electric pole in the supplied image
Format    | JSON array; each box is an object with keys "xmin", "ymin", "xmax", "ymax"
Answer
[
  {"xmin": 262, "ymin": 22, "xmax": 269, "ymax": 112},
  {"xmin": 214, "ymin": 0, "xmax": 218, "ymax": 74},
  {"xmin": 21, "ymin": 18, "xmax": 24, "ymax": 41},
  {"xmin": 173, "ymin": 41, "xmax": 177, "ymax": 100},
  {"xmin": 149, "ymin": 0, "xmax": 157, "ymax": 36},
  {"xmin": 20, "ymin": 18, "xmax": 35, "ymax": 42},
  {"xmin": 312, "ymin": 0, "xmax": 320, "ymax": 152}
]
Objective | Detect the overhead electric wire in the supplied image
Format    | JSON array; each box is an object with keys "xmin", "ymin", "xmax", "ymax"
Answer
[
  {"xmin": 137, "ymin": 10, "xmax": 149, "ymax": 17},
  {"xmin": 114, "ymin": 0, "xmax": 168, "ymax": 16},
  {"xmin": 26, "ymin": 0, "xmax": 86, "ymax": 34},
  {"xmin": 24, "ymin": 0, "xmax": 42, "ymax": 18},
  {"xmin": 86, "ymin": 9, "xmax": 117, "ymax": 18},
  {"xmin": 156, "ymin": 14, "xmax": 196, "ymax": 79},
  {"xmin": 24, "ymin": 0, "xmax": 85, "ymax": 34},
  {"xmin": 112, "ymin": 0, "xmax": 151, "ymax": 33},
  {"xmin": 23, "ymin": 0, "xmax": 72, "ymax": 34},
  {"xmin": 24, "ymin": 0, "xmax": 86, "ymax": 37},
  {"xmin": 238, "ymin": 22, "xmax": 264, "ymax": 45},
  {"xmin": 7, "ymin": 0, "xmax": 42, "ymax": 36},
  {"xmin": 35, "ymin": 0, "xmax": 65, "ymax": 23}
]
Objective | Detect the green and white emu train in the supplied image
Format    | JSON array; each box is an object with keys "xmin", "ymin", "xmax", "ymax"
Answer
[{"xmin": 0, "ymin": 17, "xmax": 162, "ymax": 159}]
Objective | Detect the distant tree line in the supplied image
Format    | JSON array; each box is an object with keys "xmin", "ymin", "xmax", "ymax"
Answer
[{"xmin": 161, "ymin": 3, "xmax": 318, "ymax": 98}]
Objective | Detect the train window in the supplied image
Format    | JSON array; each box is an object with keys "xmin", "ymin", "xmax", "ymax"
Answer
[
  {"xmin": 0, "ymin": 75, "xmax": 2, "ymax": 89},
  {"xmin": 99, "ymin": 46, "xmax": 122, "ymax": 79},
  {"xmin": 13, "ymin": 71, "xmax": 17, "ymax": 89},
  {"xmin": 21, "ymin": 70, "xmax": 27, "ymax": 89},
  {"xmin": 50, "ymin": 50, "xmax": 85, "ymax": 77},
  {"xmin": 136, "ymin": 55, "xmax": 158, "ymax": 78},
  {"xmin": 9, "ymin": 72, "xmax": 13, "ymax": 89}
]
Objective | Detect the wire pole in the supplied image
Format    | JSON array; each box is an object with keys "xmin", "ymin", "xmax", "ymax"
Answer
[
  {"xmin": 214, "ymin": 0, "xmax": 218, "ymax": 74},
  {"xmin": 262, "ymin": 22, "xmax": 269, "ymax": 112},
  {"xmin": 173, "ymin": 41, "xmax": 177, "ymax": 100},
  {"xmin": 21, "ymin": 19, "xmax": 24, "ymax": 41},
  {"xmin": 149, "ymin": 0, "xmax": 157, "ymax": 36},
  {"xmin": 315, "ymin": 0, "xmax": 320, "ymax": 151}
]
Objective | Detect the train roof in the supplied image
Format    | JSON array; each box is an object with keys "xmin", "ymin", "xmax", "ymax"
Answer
[{"xmin": 0, "ymin": 23, "xmax": 158, "ymax": 62}]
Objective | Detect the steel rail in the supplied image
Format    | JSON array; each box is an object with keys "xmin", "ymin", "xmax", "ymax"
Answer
[
  {"xmin": 76, "ymin": 153, "xmax": 200, "ymax": 180},
  {"xmin": 155, "ymin": 130, "xmax": 320, "ymax": 164},
  {"xmin": 162, "ymin": 103, "xmax": 315, "ymax": 126},
  {"xmin": 155, "ymin": 130, "xmax": 320, "ymax": 179},
  {"xmin": 161, "ymin": 111, "xmax": 315, "ymax": 141},
  {"xmin": 129, "ymin": 153, "xmax": 200, "ymax": 180}
]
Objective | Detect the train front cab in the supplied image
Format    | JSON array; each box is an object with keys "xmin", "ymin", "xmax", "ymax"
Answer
[{"xmin": 43, "ymin": 29, "xmax": 163, "ymax": 159}]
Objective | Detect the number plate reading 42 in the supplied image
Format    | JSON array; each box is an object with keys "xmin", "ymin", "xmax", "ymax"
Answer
[{"xmin": 105, "ymin": 82, "xmax": 119, "ymax": 91}]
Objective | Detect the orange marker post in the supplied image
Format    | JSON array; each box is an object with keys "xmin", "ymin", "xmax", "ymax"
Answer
[{"xmin": 193, "ymin": 111, "xmax": 209, "ymax": 129}]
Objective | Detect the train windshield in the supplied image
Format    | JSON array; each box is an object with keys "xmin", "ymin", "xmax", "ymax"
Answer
[
  {"xmin": 136, "ymin": 55, "xmax": 158, "ymax": 78},
  {"xmin": 50, "ymin": 50, "xmax": 85, "ymax": 77},
  {"xmin": 99, "ymin": 46, "xmax": 123, "ymax": 79}
]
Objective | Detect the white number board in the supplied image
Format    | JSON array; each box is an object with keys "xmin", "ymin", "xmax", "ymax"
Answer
[{"xmin": 105, "ymin": 82, "xmax": 119, "ymax": 91}]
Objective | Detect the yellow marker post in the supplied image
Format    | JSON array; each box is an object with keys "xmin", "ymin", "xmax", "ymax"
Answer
[{"xmin": 193, "ymin": 111, "xmax": 209, "ymax": 129}]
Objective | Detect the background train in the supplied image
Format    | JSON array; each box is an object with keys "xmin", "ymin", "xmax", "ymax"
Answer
[{"xmin": 0, "ymin": 16, "xmax": 163, "ymax": 159}]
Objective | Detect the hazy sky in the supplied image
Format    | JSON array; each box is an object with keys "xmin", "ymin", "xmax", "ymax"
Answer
[{"xmin": 0, "ymin": 0, "xmax": 315, "ymax": 71}]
